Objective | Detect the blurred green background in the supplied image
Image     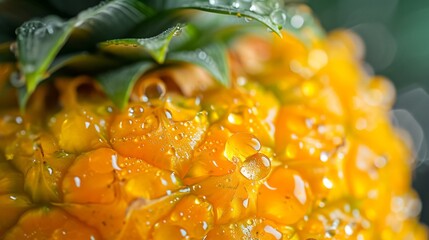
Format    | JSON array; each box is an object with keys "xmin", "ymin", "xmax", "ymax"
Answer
[
  {"xmin": 308, "ymin": 0, "xmax": 429, "ymax": 90},
  {"xmin": 1, "ymin": 0, "xmax": 428, "ymax": 225}
]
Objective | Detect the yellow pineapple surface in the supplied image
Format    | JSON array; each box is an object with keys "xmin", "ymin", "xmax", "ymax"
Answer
[{"xmin": 0, "ymin": 2, "xmax": 427, "ymax": 239}]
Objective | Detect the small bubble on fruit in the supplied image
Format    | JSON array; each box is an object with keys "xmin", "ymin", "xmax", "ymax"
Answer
[
  {"xmin": 227, "ymin": 112, "xmax": 244, "ymax": 125},
  {"xmin": 167, "ymin": 147, "xmax": 176, "ymax": 156},
  {"xmin": 74, "ymin": 176, "xmax": 81, "ymax": 188},
  {"xmin": 323, "ymin": 177, "xmax": 333, "ymax": 189},
  {"xmin": 243, "ymin": 198, "xmax": 249, "ymax": 208},
  {"xmin": 240, "ymin": 153, "xmax": 271, "ymax": 181},
  {"xmin": 141, "ymin": 79, "xmax": 166, "ymax": 102},
  {"xmin": 264, "ymin": 225, "xmax": 282, "ymax": 239},
  {"xmin": 320, "ymin": 151, "xmax": 329, "ymax": 162},
  {"xmin": 111, "ymin": 154, "xmax": 121, "ymax": 170},
  {"xmin": 174, "ymin": 133, "xmax": 184, "ymax": 140},
  {"xmin": 128, "ymin": 106, "xmax": 144, "ymax": 118},
  {"xmin": 164, "ymin": 110, "xmax": 173, "ymax": 119},
  {"xmin": 345, "ymin": 223, "xmax": 354, "ymax": 236},
  {"xmin": 225, "ymin": 132, "xmax": 261, "ymax": 162}
]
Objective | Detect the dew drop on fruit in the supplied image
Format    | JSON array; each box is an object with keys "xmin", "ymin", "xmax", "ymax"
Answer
[
  {"xmin": 227, "ymin": 112, "xmax": 243, "ymax": 125},
  {"xmin": 322, "ymin": 177, "xmax": 333, "ymax": 189},
  {"xmin": 74, "ymin": 176, "xmax": 81, "ymax": 188},
  {"xmin": 263, "ymin": 225, "xmax": 282, "ymax": 239},
  {"xmin": 320, "ymin": 151, "xmax": 329, "ymax": 162},
  {"xmin": 164, "ymin": 110, "xmax": 173, "ymax": 120},
  {"xmin": 143, "ymin": 115, "xmax": 159, "ymax": 131},
  {"xmin": 224, "ymin": 132, "xmax": 261, "ymax": 162},
  {"xmin": 239, "ymin": 153, "xmax": 271, "ymax": 181},
  {"xmin": 141, "ymin": 78, "xmax": 166, "ymax": 102},
  {"xmin": 128, "ymin": 106, "xmax": 144, "ymax": 118}
]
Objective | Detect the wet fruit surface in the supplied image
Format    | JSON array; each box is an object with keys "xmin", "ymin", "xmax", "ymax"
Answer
[{"xmin": 0, "ymin": 29, "xmax": 427, "ymax": 239}]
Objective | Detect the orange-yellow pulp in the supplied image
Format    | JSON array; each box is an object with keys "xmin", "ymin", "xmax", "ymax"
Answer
[{"xmin": 0, "ymin": 30, "xmax": 427, "ymax": 239}]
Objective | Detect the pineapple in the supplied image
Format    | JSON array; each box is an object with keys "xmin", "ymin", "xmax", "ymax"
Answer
[{"xmin": 0, "ymin": 0, "xmax": 427, "ymax": 239}]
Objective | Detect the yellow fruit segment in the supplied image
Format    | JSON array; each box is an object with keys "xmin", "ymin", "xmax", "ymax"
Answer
[
  {"xmin": 3, "ymin": 207, "xmax": 100, "ymax": 240},
  {"xmin": 0, "ymin": 26, "xmax": 426, "ymax": 240}
]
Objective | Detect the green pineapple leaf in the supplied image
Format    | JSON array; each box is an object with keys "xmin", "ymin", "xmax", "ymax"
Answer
[
  {"xmin": 15, "ymin": 0, "xmax": 154, "ymax": 110},
  {"xmin": 96, "ymin": 61, "xmax": 154, "ymax": 110},
  {"xmin": 98, "ymin": 24, "xmax": 184, "ymax": 64},
  {"xmin": 16, "ymin": 17, "xmax": 74, "ymax": 96},
  {"xmin": 167, "ymin": 42, "xmax": 229, "ymax": 87},
  {"xmin": 143, "ymin": 0, "xmax": 321, "ymax": 38},
  {"xmin": 48, "ymin": 52, "xmax": 120, "ymax": 74}
]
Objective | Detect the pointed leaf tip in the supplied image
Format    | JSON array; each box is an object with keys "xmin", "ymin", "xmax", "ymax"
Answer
[{"xmin": 99, "ymin": 24, "xmax": 185, "ymax": 64}]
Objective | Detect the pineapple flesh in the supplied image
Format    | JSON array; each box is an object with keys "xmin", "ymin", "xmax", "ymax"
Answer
[{"xmin": 0, "ymin": 0, "xmax": 427, "ymax": 239}]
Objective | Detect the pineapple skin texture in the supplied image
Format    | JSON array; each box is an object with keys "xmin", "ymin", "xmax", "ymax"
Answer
[{"xmin": 0, "ymin": 30, "xmax": 427, "ymax": 240}]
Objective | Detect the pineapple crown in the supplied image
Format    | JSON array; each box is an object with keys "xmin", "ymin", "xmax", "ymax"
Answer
[{"xmin": 0, "ymin": 0, "xmax": 322, "ymax": 111}]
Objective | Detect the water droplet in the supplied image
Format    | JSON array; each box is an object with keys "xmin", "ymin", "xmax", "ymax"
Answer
[
  {"xmin": 232, "ymin": 1, "xmax": 240, "ymax": 8},
  {"xmin": 270, "ymin": 9, "xmax": 287, "ymax": 26},
  {"xmin": 250, "ymin": 0, "xmax": 270, "ymax": 14},
  {"xmin": 111, "ymin": 154, "xmax": 121, "ymax": 170},
  {"xmin": 227, "ymin": 112, "xmax": 243, "ymax": 125},
  {"xmin": 374, "ymin": 155, "xmax": 387, "ymax": 168},
  {"xmin": 320, "ymin": 151, "xmax": 329, "ymax": 162},
  {"xmin": 141, "ymin": 79, "xmax": 166, "ymax": 102},
  {"xmin": 15, "ymin": 116, "xmax": 23, "ymax": 124},
  {"xmin": 291, "ymin": 15, "xmax": 304, "ymax": 29},
  {"xmin": 325, "ymin": 229, "xmax": 336, "ymax": 238},
  {"xmin": 240, "ymin": 153, "xmax": 271, "ymax": 181},
  {"xmin": 128, "ymin": 106, "xmax": 144, "ymax": 118},
  {"xmin": 198, "ymin": 50, "xmax": 208, "ymax": 60},
  {"xmin": 244, "ymin": 17, "xmax": 253, "ymax": 22},
  {"xmin": 173, "ymin": 25, "xmax": 183, "ymax": 36},
  {"xmin": 167, "ymin": 147, "xmax": 176, "ymax": 156},
  {"xmin": 227, "ymin": 105, "xmax": 248, "ymax": 125},
  {"xmin": 264, "ymin": 225, "xmax": 282, "ymax": 239},
  {"xmin": 344, "ymin": 223, "xmax": 354, "ymax": 236},
  {"xmin": 322, "ymin": 177, "xmax": 333, "ymax": 189},
  {"xmin": 242, "ymin": 198, "xmax": 249, "ymax": 208},
  {"xmin": 224, "ymin": 132, "xmax": 261, "ymax": 162},
  {"xmin": 174, "ymin": 133, "xmax": 184, "ymax": 141},
  {"xmin": 143, "ymin": 115, "xmax": 159, "ymax": 131},
  {"xmin": 164, "ymin": 110, "xmax": 173, "ymax": 119},
  {"xmin": 74, "ymin": 176, "xmax": 81, "ymax": 188}
]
